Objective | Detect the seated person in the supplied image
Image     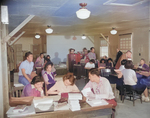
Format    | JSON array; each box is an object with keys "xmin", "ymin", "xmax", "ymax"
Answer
[
  {"xmin": 106, "ymin": 58, "xmax": 114, "ymax": 69},
  {"xmin": 22, "ymin": 76, "xmax": 44, "ymax": 98},
  {"xmin": 18, "ymin": 52, "xmax": 34, "ymax": 85},
  {"xmin": 47, "ymin": 72, "xmax": 79, "ymax": 95},
  {"xmin": 84, "ymin": 59, "xmax": 95, "ymax": 70},
  {"xmin": 119, "ymin": 60, "xmax": 149, "ymax": 102},
  {"xmin": 138, "ymin": 71, "xmax": 150, "ymax": 87},
  {"xmin": 137, "ymin": 58, "xmax": 149, "ymax": 72},
  {"xmin": 136, "ymin": 58, "xmax": 150, "ymax": 79},
  {"xmin": 87, "ymin": 47, "xmax": 96, "ymax": 60},
  {"xmin": 43, "ymin": 63, "xmax": 56, "ymax": 90},
  {"xmin": 82, "ymin": 68, "xmax": 117, "ymax": 108},
  {"xmin": 98, "ymin": 59, "xmax": 106, "ymax": 69},
  {"xmin": 35, "ymin": 53, "xmax": 44, "ymax": 68},
  {"xmin": 115, "ymin": 59, "xmax": 127, "ymax": 76}
]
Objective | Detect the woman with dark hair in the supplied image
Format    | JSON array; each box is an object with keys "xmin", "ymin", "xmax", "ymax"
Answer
[
  {"xmin": 137, "ymin": 58, "xmax": 149, "ymax": 72},
  {"xmin": 43, "ymin": 63, "xmax": 56, "ymax": 90},
  {"xmin": 84, "ymin": 59, "xmax": 95, "ymax": 70},
  {"xmin": 120, "ymin": 60, "xmax": 149, "ymax": 102},
  {"xmin": 106, "ymin": 58, "xmax": 113, "ymax": 68},
  {"xmin": 35, "ymin": 53, "xmax": 44, "ymax": 68},
  {"xmin": 47, "ymin": 72, "xmax": 79, "ymax": 95},
  {"xmin": 22, "ymin": 76, "xmax": 44, "ymax": 97},
  {"xmin": 98, "ymin": 59, "xmax": 106, "ymax": 69}
]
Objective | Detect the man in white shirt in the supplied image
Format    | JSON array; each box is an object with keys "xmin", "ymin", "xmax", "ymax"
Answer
[
  {"xmin": 18, "ymin": 52, "xmax": 34, "ymax": 85},
  {"xmin": 85, "ymin": 59, "xmax": 95, "ymax": 69}
]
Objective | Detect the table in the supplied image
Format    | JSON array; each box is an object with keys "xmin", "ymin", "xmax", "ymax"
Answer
[{"xmin": 22, "ymin": 103, "xmax": 112, "ymax": 118}]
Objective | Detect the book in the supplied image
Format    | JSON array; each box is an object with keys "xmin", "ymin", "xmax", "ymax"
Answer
[
  {"xmin": 33, "ymin": 98, "xmax": 53, "ymax": 108},
  {"xmin": 54, "ymin": 102, "xmax": 69, "ymax": 111},
  {"xmin": 86, "ymin": 99, "xmax": 108, "ymax": 107},
  {"xmin": 68, "ymin": 93, "xmax": 82, "ymax": 100}
]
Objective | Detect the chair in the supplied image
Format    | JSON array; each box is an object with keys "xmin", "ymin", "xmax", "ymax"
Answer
[
  {"xmin": 100, "ymin": 69, "xmax": 111, "ymax": 77},
  {"xmin": 10, "ymin": 86, "xmax": 24, "ymax": 97},
  {"xmin": 122, "ymin": 85, "xmax": 142, "ymax": 106}
]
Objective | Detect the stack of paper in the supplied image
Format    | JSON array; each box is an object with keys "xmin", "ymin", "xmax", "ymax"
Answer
[
  {"xmin": 68, "ymin": 100, "xmax": 81, "ymax": 111},
  {"xmin": 86, "ymin": 99, "xmax": 108, "ymax": 107},
  {"xmin": 68, "ymin": 93, "xmax": 82, "ymax": 100},
  {"xmin": 6, "ymin": 104, "xmax": 35, "ymax": 117},
  {"xmin": 68, "ymin": 93, "xmax": 82, "ymax": 111},
  {"xmin": 33, "ymin": 98, "xmax": 53, "ymax": 111}
]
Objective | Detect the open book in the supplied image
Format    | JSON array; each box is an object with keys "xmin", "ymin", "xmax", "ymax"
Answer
[{"xmin": 86, "ymin": 99, "xmax": 108, "ymax": 107}]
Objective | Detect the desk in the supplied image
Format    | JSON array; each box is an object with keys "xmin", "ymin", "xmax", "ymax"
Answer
[{"xmin": 23, "ymin": 103, "xmax": 112, "ymax": 118}]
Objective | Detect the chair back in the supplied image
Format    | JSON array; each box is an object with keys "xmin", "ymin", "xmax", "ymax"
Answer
[
  {"xmin": 9, "ymin": 86, "xmax": 24, "ymax": 98},
  {"xmin": 101, "ymin": 69, "xmax": 111, "ymax": 77}
]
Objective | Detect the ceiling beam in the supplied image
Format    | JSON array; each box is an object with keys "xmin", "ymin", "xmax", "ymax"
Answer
[
  {"xmin": 9, "ymin": 31, "xmax": 25, "ymax": 45},
  {"xmin": 100, "ymin": 33, "xmax": 110, "ymax": 45},
  {"xmin": 2, "ymin": 15, "xmax": 34, "ymax": 44}
]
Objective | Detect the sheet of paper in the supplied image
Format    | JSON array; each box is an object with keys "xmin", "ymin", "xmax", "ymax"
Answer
[
  {"xmin": 33, "ymin": 98, "xmax": 53, "ymax": 107},
  {"xmin": 36, "ymin": 103, "xmax": 53, "ymax": 111},
  {"xmin": 81, "ymin": 88, "xmax": 91, "ymax": 97}
]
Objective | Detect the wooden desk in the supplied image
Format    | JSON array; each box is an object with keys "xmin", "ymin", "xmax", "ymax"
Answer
[{"xmin": 23, "ymin": 103, "xmax": 112, "ymax": 118}]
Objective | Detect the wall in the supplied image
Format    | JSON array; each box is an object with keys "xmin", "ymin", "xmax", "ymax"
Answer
[
  {"xmin": 14, "ymin": 37, "xmax": 34, "ymax": 51},
  {"xmin": 47, "ymin": 35, "xmax": 94, "ymax": 64}
]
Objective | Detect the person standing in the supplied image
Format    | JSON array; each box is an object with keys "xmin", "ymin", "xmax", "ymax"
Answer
[{"xmin": 87, "ymin": 47, "xmax": 96, "ymax": 60}]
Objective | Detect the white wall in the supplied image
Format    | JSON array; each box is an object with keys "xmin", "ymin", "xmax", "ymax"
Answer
[{"xmin": 47, "ymin": 35, "xmax": 94, "ymax": 64}]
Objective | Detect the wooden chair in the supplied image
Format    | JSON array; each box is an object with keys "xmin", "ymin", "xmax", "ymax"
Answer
[
  {"xmin": 122, "ymin": 85, "xmax": 142, "ymax": 106},
  {"xmin": 10, "ymin": 86, "xmax": 24, "ymax": 97}
]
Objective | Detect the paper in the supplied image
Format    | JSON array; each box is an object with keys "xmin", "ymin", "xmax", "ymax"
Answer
[
  {"xmin": 54, "ymin": 102, "xmax": 69, "ymax": 111},
  {"xmin": 7, "ymin": 104, "xmax": 35, "ymax": 117},
  {"xmin": 68, "ymin": 93, "xmax": 82, "ymax": 100},
  {"xmin": 36, "ymin": 103, "xmax": 53, "ymax": 111},
  {"xmin": 86, "ymin": 99, "xmax": 108, "ymax": 107},
  {"xmin": 81, "ymin": 88, "xmax": 91, "ymax": 97},
  {"xmin": 33, "ymin": 98, "xmax": 53, "ymax": 108}
]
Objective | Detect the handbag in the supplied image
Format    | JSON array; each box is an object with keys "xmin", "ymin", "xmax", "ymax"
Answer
[{"xmin": 9, "ymin": 96, "xmax": 34, "ymax": 107}]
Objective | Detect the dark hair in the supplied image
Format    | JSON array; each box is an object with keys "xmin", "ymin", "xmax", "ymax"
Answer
[
  {"xmin": 45, "ymin": 58, "xmax": 50, "ymax": 62},
  {"xmin": 100, "ymin": 59, "xmax": 105, "ymax": 63},
  {"xmin": 124, "ymin": 60, "xmax": 134, "ymax": 69},
  {"xmin": 31, "ymin": 76, "xmax": 44, "ymax": 85},
  {"xmin": 69, "ymin": 48, "xmax": 75, "ymax": 52},
  {"xmin": 89, "ymin": 59, "xmax": 95, "ymax": 63},
  {"xmin": 63, "ymin": 72, "xmax": 76, "ymax": 85},
  {"xmin": 44, "ymin": 62, "xmax": 53, "ymax": 71},
  {"xmin": 121, "ymin": 59, "xmax": 127, "ymax": 65},
  {"xmin": 25, "ymin": 52, "xmax": 32, "ymax": 59},
  {"xmin": 107, "ymin": 58, "xmax": 113, "ymax": 62},
  {"xmin": 140, "ymin": 58, "xmax": 145, "ymax": 63},
  {"xmin": 83, "ymin": 47, "xmax": 87, "ymax": 51},
  {"xmin": 46, "ymin": 55, "xmax": 50, "ymax": 58},
  {"xmin": 40, "ymin": 53, "xmax": 44, "ymax": 56},
  {"xmin": 88, "ymin": 68, "xmax": 100, "ymax": 77},
  {"xmin": 90, "ymin": 47, "xmax": 95, "ymax": 51}
]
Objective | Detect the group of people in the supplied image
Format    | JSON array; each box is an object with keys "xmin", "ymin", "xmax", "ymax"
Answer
[{"xmin": 18, "ymin": 51, "xmax": 117, "ymax": 108}]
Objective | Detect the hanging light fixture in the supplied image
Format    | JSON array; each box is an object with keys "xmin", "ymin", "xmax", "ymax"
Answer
[
  {"xmin": 35, "ymin": 33, "xmax": 40, "ymax": 39},
  {"xmin": 45, "ymin": 25, "xmax": 53, "ymax": 34},
  {"xmin": 76, "ymin": 3, "xmax": 91, "ymax": 19},
  {"xmin": 110, "ymin": 28, "xmax": 117, "ymax": 35},
  {"xmin": 82, "ymin": 34, "xmax": 86, "ymax": 39}
]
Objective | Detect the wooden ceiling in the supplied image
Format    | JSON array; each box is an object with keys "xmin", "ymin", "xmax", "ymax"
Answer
[{"xmin": 2, "ymin": 0, "xmax": 150, "ymax": 37}]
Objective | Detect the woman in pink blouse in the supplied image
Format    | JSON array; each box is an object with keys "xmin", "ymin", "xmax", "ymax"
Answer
[
  {"xmin": 47, "ymin": 72, "xmax": 79, "ymax": 95},
  {"xmin": 22, "ymin": 76, "xmax": 44, "ymax": 98},
  {"xmin": 83, "ymin": 68, "xmax": 117, "ymax": 108}
]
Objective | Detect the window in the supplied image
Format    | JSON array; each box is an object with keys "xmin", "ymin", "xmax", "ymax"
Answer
[
  {"xmin": 100, "ymin": 37, "xmax": 109, "ymax": 58},
  {"xmin": 119, "ymin": 34, "xmax": 132, "ymax": 53}
]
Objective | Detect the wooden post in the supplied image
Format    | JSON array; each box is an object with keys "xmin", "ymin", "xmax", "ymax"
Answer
[
  {"xmin": 100, "ymin": 33, "xmax": 110, "ymax": 45},
  {"xmin": 0, "ymin": 21, "xmax": 4, "ymax": 118}
]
